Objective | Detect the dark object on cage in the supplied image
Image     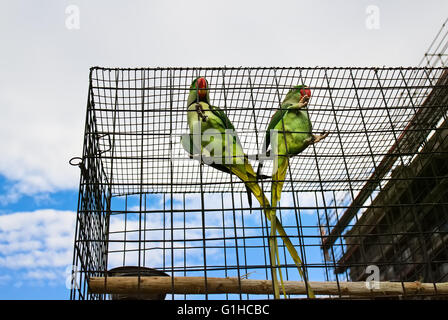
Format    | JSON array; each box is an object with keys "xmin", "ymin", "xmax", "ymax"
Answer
[
  {"xmin": 106, "ymin": 266, "xmax": 169, "ymax": 300},
  {"xmin": 70, "ymin": 66, "xmax": 448, "ymax": 300}
]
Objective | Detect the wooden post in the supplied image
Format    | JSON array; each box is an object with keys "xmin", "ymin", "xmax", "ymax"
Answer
[{"xmin": 88, "ymin": 276, "xmax": 448, "ymax": 297}]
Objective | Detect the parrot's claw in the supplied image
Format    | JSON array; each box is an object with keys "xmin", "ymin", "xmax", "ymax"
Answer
[
  {"xmin": 200, "ymin": 113, "xmax": 208, "ymax": 121},
  {"xmin": 299, "ymin": 95, "xmax": 310, "ymax": 107},
  {"xmin": 195, "ymin": 103, "xmax": 208, "ymax": 122},
  {"xmin": 311, "ymin": 131, "xmax": 329, "ymax": 144}
]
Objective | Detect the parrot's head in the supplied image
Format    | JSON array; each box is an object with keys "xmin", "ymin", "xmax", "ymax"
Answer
[
  {"xmin": 299, "ymin": 85, "xmax": 311, "ymax": 98},
  {"xmin": 188, "ymin": 77, "xmax": 210, "ymax": 106},
  {"xmin": 196, "ymin": 77, "xmax": 208, "ymax": 99},
  {"xmin": 283, "ymin": 85, "xmax": 311, "ymax": 104},
  {"xmin": 294, "ymin": 85, "xmax": 311, "ymax": 98}
]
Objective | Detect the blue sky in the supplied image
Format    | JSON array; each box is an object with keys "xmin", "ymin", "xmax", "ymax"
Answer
[{"xmin": 0, "ymin": 0, "xmax": 447, "ymax": 300}]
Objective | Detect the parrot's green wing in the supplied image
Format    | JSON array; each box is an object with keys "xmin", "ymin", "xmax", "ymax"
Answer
[
  {"xmin": 180, "ymin": 133, "xmax": 201, "ymax": 156},
  {"xmin": 264, "ymin": 107, "xmax": 288, "ymax": 151},
  {"xmin": 181, "ymin": 133, "xmax": 232, "ymax": 175},
  {"xmin": 211, "ymin": 104, "xmax": 250, "ymax": 164},
  {"xmin": 257, "ymin": 107, "xmax": 289, "ymax": 178},
  {"xmin": 209, "ymin": 104, "xmax": 236, "ymax": 130},
  {"xmin": 208, "ymin": 105, "xmax": 256, "ymax": 207},
  {"xmin": 181, "ymin": 132, "xmax": 254, "ymax": 208}
]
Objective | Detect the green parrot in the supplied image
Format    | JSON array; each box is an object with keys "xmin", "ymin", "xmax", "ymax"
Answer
[
  {"xmin": 181, "ymin": 77, "xmax": 308, "ymax": 298},
  {"xmin": 258, "ymin": 85, "xmax": 328, "ymax": 297},
  {"xmin": 180, "ymin": 77, "xmax": 270, "ymax": 208}
]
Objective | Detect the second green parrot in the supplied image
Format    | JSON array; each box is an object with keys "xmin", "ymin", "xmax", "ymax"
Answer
[{"xmin": 258, "ymin": 85, "xmax": 328, "ymax": 296}]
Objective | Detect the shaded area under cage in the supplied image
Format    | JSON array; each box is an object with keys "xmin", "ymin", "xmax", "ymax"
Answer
[{"xmin": 70, "ymin": 67, "xmax": 448, "ymax": 300}]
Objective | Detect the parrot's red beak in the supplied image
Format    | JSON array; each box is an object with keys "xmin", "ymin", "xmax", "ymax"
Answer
[
  {"xmin": 300, "ymin": 87, "xmax": 311, "ymax": 98},
  {"xmin": 197, "ymin": 77, "xmax": 207, "ymax": 99}
]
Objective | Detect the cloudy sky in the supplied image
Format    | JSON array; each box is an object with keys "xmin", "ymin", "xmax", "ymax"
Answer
[{"xmin": 0, "ymin": 0, "xmax": 447, "ymax": 299}]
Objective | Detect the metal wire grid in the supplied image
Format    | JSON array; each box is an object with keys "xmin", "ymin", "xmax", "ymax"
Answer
[
  {"xmin": 71, "ymin": 67, "xmax": 448, "ymax": 300},
  {"xmin": 419, "ymin": 17, "xmax": 448, "ymax": 68},
  {"xmin": 330, "ymin": 116, "xmax": 448, "ymax": 282}
]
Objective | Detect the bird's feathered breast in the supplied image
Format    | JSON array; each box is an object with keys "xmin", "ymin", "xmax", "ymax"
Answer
[{"xmin": 264, "ymin": 105, "xmax": 311, "ymax": 150}]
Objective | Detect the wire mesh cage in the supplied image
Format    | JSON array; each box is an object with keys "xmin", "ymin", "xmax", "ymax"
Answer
[{"xmin": 70, "ymin": 66, "xmax": 448, "ymax": 300}]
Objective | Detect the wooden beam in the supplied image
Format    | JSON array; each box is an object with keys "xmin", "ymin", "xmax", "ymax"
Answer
[{"xmin": 89, "ymin": 276, "xmax": 448, "ymax": 297}]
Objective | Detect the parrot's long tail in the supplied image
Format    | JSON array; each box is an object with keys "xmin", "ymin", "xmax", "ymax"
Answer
[
  {"xmin": 233, "ymin": 161, "xmax": 315, "ymax": 298},
  {"xmin": 271, "ymin": 155, "xmax": 315, "ymax": 298},
  {"xmin": 247, "ymin": 175, "xmax": 314, "ymax": 298},
  {"xmin": 246, "ymin": 184, "xmax": 283, "ymax": 298},
  {"xmin": 270, "ymin": 156, "xmax": 289, "ymax": 298},
  {"xmin": 271, "ymin": 155, "xmax": 289, "ymax": 214},
  {"xmin": 231, "ymin": 162, "xmax": 282, "ymax": 298}
]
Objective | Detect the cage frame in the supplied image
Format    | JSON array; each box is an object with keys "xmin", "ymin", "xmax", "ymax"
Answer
[{"xmin": 70, "ymin": 66, "xmax": 448, "ymax": 300}]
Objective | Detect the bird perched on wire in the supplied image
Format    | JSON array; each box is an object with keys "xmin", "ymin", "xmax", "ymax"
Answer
[
  {"xmin": 258, "ymin": 85, "xmax": 328, "ymax": 296},
  {"xmin": 180, "ymin": 77, "xmax": 310, "ymax": 298},
  {"xmin": 180, "ymin": 76, "xmax": 269, "ymax": 208}
]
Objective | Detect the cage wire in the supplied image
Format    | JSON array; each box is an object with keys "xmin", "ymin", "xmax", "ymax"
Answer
[
  {"xmin": 70, "ymin": 67, "xmax": 448, "ymax": 300},
  {"xmin": 419, "ymin": 17, "xmax": 448, "ymax": 68}
]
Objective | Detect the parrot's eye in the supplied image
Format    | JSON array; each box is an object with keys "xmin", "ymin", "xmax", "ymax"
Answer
[
  {"xmin": 197, "ymin": 77, "xmax": 207, "ymax": 89},
  {"xmin": 300, "ymin": 88, "xmax": 311, "ymax": 97}
]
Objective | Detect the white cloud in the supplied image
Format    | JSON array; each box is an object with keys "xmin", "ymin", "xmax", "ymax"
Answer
[
  {"xmin": 0, "ymin": 240, "xmax": 41, "ymax": 255},
  {"xmin": 23, "ymin": 269, "xmax": 61, "ymax": 281},
  {"xmin": 0, "ymin": 209, "xmax": 76, "ymax": 287}
]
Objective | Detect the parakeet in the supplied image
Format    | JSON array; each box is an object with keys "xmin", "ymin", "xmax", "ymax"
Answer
[
  {"xmin": 258, "ymin": 85, "xmax": 328, "ymax": 296},
  {"xmin": 181, "ymin": 77, "xmax": 297, "ymax": 298},
  {"xmin": 180, "ymin": 77, "xmax": 270, "ymax": 208}
]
